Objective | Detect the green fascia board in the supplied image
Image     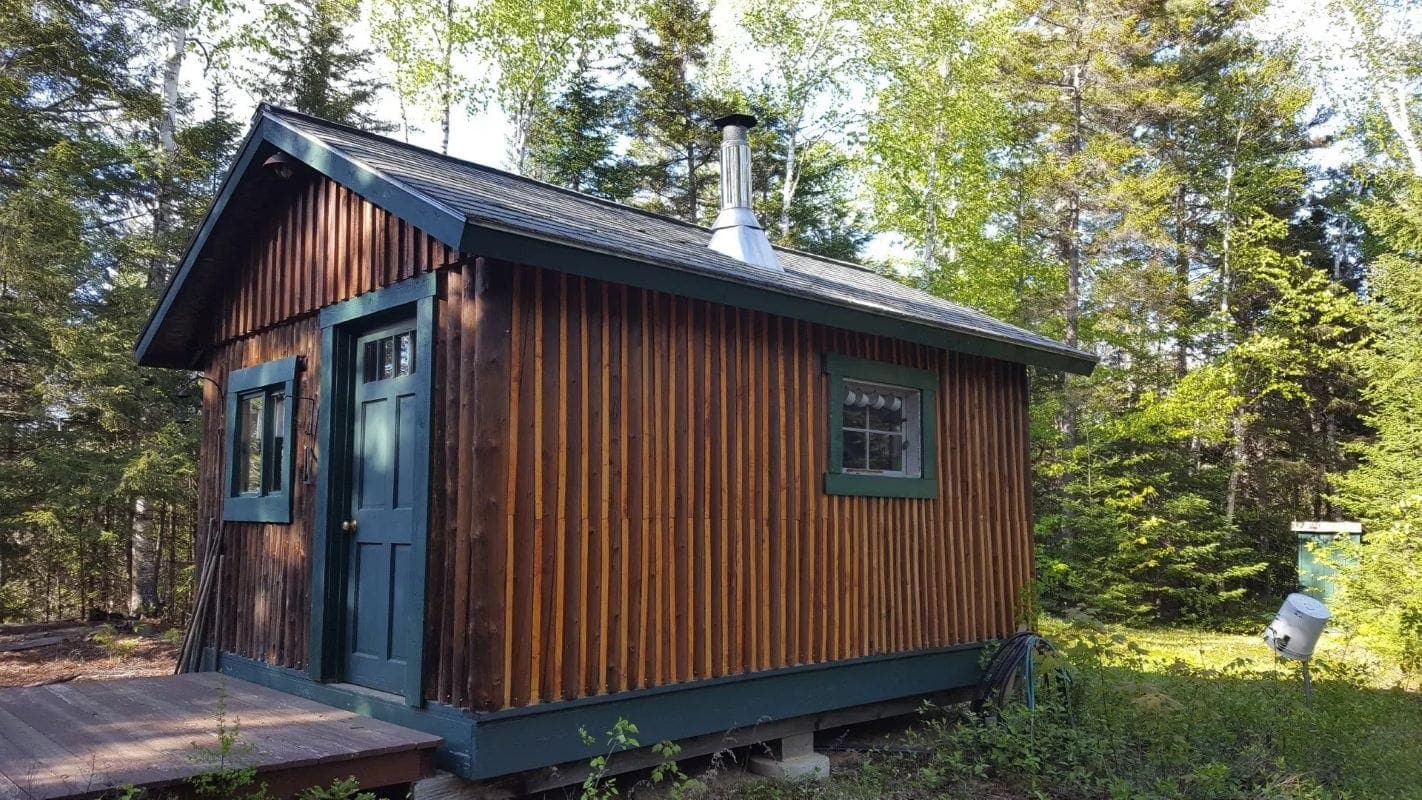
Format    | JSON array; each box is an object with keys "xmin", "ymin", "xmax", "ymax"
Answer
[
  {"xmin": 219, "ymin": 642, "xmax": 985, "ymax": 781},
  {"xmin": 222, "ymin": 355, "xmax": 300, "ymax": 523},
  {"xmin": 824, "ymin": 353, "xmax": 939, "ymax": 499},
  {"xmin": 134, "ymin": 109, "xmax": 464, "ymax": 367},
  {"xmin": 134, "ymin": 112, "xmax": 269, "ymax": 367},
  {"xmin": 137, "ymin": 106, "xmax": 1093, "ymax": 376}
]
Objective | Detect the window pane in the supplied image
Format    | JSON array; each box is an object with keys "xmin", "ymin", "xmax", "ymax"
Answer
[
  {"xmin": 381, "ymin": 336, "xmax": 395, "ymax": 379},
  {"xmin": 867, "ymin": 403, "xmax": 904, "ymax": 433},
  {"xmin": 843, "ymin": 403, "xmax": 866, "ymax": 429},
  {"xmin": 363, "ymin": 341, "xmax": 379, "ymax": 383},
  {"xmin": 868, "ymin": 432, "xmax": 904, "ymax": 472},
  {"xmin": 396, "ymin": 332, "xmax": 414, "ymax": 376},
  {"xmin": 842, "ymin": 430, "xmax": 867, "ymax": 470},
  {"xmin": 237, "ymin": 392, "xmax": 264, "ymax": 495},
  {"xmin": 268, "ymin": 390, "xmax": 286, "ymax": 493}
]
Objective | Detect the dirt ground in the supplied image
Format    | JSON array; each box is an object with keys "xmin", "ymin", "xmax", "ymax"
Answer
[{"xmin": 0, "ymin": 621, "xmax": 179, "ymax": 687}]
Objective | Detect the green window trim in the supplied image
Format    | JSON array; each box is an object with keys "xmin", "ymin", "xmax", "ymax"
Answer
[
  {"xmin": 824, "ymin": 353, "xmax": 938, "ymax": 499},
  {"xmin": 224, "ymin": 355, "xmax": 300, "ymax": 523}
]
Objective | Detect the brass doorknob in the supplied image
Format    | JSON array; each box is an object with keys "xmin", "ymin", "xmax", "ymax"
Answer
[{"xmin": 342, "ymin": 519, "xmax": 358, "ymax": 532}]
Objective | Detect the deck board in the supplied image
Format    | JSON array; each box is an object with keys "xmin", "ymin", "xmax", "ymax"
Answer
[{"xmin": 0, "ymin": 674, "xmax": 440, "ymax": 800}]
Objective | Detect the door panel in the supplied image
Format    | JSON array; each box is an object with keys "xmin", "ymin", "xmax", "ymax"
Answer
[{"xmin": 343, "ymin": 319, "xmax": 424, "ymax": 693}]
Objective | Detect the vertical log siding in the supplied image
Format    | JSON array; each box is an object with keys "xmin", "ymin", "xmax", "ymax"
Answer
[
  {"xmin": 193, "ymin": 174, "xmax": 1033, "ymax": 714},
  {"xmin": 434, "ymin": 262, "xmax": 1034, "ymax": 712}
]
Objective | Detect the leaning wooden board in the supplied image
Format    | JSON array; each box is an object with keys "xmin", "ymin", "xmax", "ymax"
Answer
[{"xmin": 0, "ymin": 673, "xmax": 440, "ymax": 800}]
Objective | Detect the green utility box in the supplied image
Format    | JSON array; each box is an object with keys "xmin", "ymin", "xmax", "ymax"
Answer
[{"xmin": 1293, "ymin": 521, "xmax": 1362, "ymax": 602}]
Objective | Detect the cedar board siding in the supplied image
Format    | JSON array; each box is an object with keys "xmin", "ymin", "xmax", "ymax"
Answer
[
  {"xmin": 195, "ymin": 174, "xmax": 1034, "ymax": 714},
  {"xmin": 197, "ymin": 174, "xmax": 454, "ymax": 669}
]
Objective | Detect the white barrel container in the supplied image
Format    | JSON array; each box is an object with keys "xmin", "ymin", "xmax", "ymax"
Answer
[{"xmin": 1262, "ymin": 593, "xmax": 1330, "ymax": 660}]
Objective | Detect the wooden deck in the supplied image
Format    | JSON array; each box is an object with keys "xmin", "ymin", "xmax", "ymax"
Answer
[{"xmin": 0, "ymin": 673, "xmax": 440, "ymax": 800}]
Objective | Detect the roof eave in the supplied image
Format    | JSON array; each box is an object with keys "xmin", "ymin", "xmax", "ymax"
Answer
[{"xmin": 455, "ymin": 217, "xmax": 1098, "ymax": 375}]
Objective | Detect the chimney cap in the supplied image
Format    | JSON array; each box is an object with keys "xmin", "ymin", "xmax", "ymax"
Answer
[{"xmin": 713, "ymin": 113, "xmax": 758, "ymax": 131}]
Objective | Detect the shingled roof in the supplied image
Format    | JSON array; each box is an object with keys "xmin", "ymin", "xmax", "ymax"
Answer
[{"xmin": 136, "ymin": 105, "xmax": 1096, "ymax": 374}]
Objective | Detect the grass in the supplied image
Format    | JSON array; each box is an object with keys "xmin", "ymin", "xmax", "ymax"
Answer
[{"xmin": 676, "ymin": 618, "xmax": 1422, "ymax": 800}]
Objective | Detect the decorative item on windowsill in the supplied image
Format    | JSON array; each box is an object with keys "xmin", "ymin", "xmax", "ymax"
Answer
[{"xmin": 1262, "ymin": 592, "xmax": 1330, "ymax": 700}]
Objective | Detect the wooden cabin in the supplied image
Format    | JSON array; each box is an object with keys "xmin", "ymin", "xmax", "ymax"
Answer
[{"xmin": 135, "ymin": 105, "xmax": 1096, "ymax": 788}]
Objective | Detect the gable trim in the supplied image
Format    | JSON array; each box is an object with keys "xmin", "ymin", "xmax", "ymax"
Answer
[{"xmin": 134, "ymin": 111, "xmax": 467, "ymax": 368}]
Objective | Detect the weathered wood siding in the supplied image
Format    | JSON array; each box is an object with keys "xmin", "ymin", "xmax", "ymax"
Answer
[
  {"xmin": 196, "ymin": 172, "xmax": 456, "ymax": 669},
  {"xmin": 430, "ymin": 261, "xmax": 1034, "ymax": 712},
  {"xmin": 193, "ymin": 172, "xmax": 1033, "ymax": 712}
]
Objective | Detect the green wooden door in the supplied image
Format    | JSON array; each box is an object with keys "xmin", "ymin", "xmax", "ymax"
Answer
[{"xmin": 343, "ymin": 319, "xmax": 425, "ymax": 693}]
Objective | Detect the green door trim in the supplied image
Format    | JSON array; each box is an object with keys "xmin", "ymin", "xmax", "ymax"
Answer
[{"xmin": 309, "ymin": 273, "xmax": 437, "ymax": 707}]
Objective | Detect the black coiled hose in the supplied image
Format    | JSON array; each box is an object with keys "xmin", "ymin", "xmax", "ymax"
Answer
[{"xmin": 970, "ymin": 630, "xmax": 1073, "ymax": 718}]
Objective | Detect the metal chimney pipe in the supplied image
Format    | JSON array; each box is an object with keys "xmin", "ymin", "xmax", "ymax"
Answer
[{"xmin": 709, "ymin": 114, "xmax": 782, "ymax": 271}]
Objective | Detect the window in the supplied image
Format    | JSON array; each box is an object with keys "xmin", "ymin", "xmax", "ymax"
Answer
[
  {"xmin": 361, "ymin": 331, "xmax": 415, "ymax": 383},
  {"xmin": 824, "ymin": 354, "xmax": 937, "ymax": 498},
  {"xmin": 224, "ymin": 355, "xmax": 299, "ymax": 522}
]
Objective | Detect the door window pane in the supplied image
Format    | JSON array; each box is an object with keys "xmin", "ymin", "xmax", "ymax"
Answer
[{"xmin": 362, "ymin": 331, "xmax": 417, "ymax": 383}]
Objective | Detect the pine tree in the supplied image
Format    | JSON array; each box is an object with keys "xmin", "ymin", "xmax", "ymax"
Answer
[
  {"xmin": 525, "ymin": 53, "xmax": 635, "ymax": 197},
  {"xmin": 252, "ymin": 0, "xmax": 387, "ymax": 128},
  {"xmin": 626, "ymin": 0, "xmax": 730, "ymax": 223}
]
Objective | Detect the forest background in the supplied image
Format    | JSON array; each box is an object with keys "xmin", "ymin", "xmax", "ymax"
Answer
[{"xmin": 3, "ymin": 0, "xmax": 1421, "ymax": 668}]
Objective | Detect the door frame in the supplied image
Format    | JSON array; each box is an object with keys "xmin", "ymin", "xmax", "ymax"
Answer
[{"xmin": 309, "ymin": 272, "xmax": 437, "ymax": 707}]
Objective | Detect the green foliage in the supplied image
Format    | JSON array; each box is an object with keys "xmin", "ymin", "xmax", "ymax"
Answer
[
  {"xmin": 474, "ymin": 0, "xmax": 620, "ymax": 171},
  {"xmin": 186, "ymin": 687, "xmax": 272, "ymax": 800},
  {"xmin": 686, "ymin": 622, "xmax": 1422, "ymax": 800},
  {"xmin": 579, "ymin": 717, "xmax": 689, "ymax": 799},
  {"xmin": 526, "ymin": 53, "xmax": 636, "ymax": 197},
  {"xmin": 626, "ymin": 0, "xmax": 731, "ymax": 223},
  {"xmin": 296, "ymin": 777, "xmax": 377, "ymax": 800},
  {"xmin": 247, "ymin": 0, "xmax": 387, "ymax": 128}
]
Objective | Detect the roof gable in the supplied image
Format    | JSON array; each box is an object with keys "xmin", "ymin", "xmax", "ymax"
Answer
[{"xmin": 136, "ymin": 105, "xmax": 1096, "ymax": 374}]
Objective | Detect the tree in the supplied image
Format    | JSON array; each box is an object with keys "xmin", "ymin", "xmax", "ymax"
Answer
[
  {"xmin": 626, "ymin": 0, "xmax": 729, "ymax": 223},
  {"xmin": 525, "ymin": 52, "xmax": 636, "ymax": 196},
  {"xmin": 735, "ymin": 0, "xmax": 861, "ymax": 243},
  {"xmin": 745, "ymin": 112, "xmax": 867, "ymax": 260},
  {"xmin": 250, "ymin": 0, "xmax": 387, "ymax": 128},
  {"xmin": 370, "ymin": 0, "xmax": 478, "ymax": 151},
  {"xmin": 474, "ymin": 0, "xmax": 620, "ymax": 172}
]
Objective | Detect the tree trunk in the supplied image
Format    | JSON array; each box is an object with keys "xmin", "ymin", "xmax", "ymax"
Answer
[
  {"xmin": 441, "ymin": 0, "xmax": 455, "ymax": 155},
  {"xmin": 1174, "ymin": 183, "xmax": 1190, "ymax": 377},
  {"xmin": 1378, "ymin": 79, "xmax": 1422, "ymax": 178},
  {"xmin": 779, "ymin": 128, "xmax": 798, "ymax": 241},
  {"xmin": 686, "ymin": 143, "xmax": 698, "ymax": 223},
  {"xmin": 150, "ymin": 0, "xmax": 191, "ymax": 291},
  {"xmin": 129, "ymin": 497, "xmax": 160, "ymax": 616},
  {"xmin": 1225, "ymin": 410, "xmax": 1247, "ymax": 524}
]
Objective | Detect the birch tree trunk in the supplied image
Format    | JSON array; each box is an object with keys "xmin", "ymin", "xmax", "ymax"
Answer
[
  {"xmin": 130, "ymin": 497, "xmax": 160, "ymax": 615},
  {"xmin": 148, "ymin": 0, "xmax": 190, "ymax": 291}
]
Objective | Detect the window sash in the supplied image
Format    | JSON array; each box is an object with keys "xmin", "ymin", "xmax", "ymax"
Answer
[
  {"xmin": 224, "ymin": 356, "xmax": 298, "ymax": 523},
  {"xmin": 840, "ymin": 379, "xmax": 920, "ymax": 478}
]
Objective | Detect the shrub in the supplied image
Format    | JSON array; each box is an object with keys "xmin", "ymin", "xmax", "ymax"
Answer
[{"xmin": 909, "ymin": 619, "xmax": 1422, "ymax": 799}]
